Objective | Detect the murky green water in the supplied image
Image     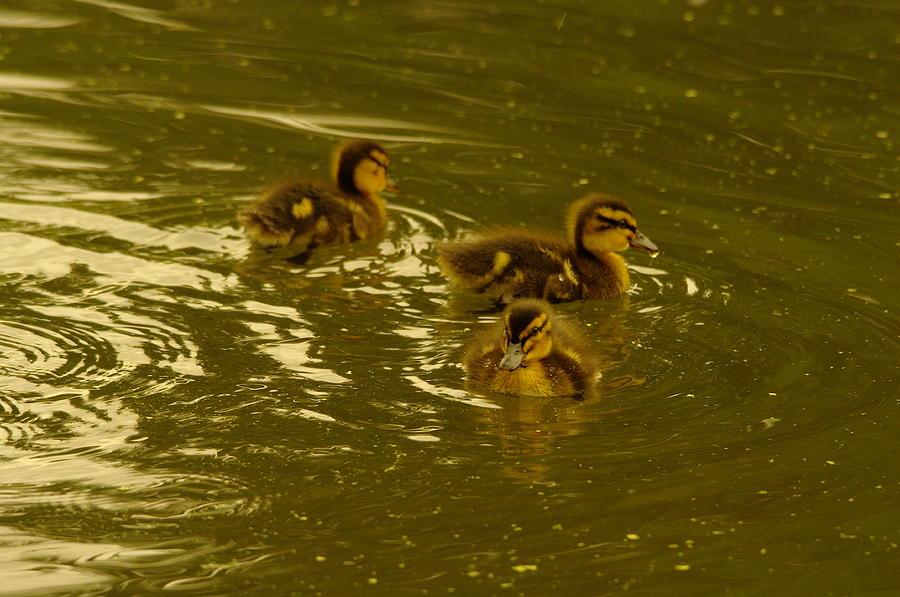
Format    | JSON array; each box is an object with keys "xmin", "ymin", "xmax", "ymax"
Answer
[{"xmin": 0, "ymin": 0, "xmax": 897, "ymax": 595}]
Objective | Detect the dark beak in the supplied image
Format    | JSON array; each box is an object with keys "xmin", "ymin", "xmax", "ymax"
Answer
[
  {"xmin": 630, "ymin": 231, "xmax": 659, "ymax": 256},
  {"xmin": 499, "ymin": 342, "xmax": 524, "ymax": 370}
]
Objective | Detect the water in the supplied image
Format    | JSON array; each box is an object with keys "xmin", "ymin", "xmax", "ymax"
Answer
[{"xmin": 0, "ymin": 0, "xmax": 897, "ymax": 595}]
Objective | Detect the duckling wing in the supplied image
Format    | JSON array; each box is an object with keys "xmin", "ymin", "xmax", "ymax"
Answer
[
  {"xmin": 545, "ymin": 347, "xmax": 598, "ymax": 396},
  {"xmin": 238, "ymin": 181, "xmax": 355, "ymax": 247},
  {"xmin": 437, "ymin": 233, "xmax": 581, "ymax": 302}
]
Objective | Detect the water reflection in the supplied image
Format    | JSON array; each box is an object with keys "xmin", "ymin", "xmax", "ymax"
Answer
[{"xmin": 477, "ymin": 394, "xmax": 593, "ymax": 483}]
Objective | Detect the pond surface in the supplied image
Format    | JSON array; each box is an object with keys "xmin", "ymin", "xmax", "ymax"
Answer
[{"xmin": 0, "ymin": 0, "xmax": 897, "ymax": 595}]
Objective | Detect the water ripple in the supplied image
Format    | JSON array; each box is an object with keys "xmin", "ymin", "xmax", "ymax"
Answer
[{"xmin": 0, "ymin": 318, "xmax": 117, "ymax": 385}]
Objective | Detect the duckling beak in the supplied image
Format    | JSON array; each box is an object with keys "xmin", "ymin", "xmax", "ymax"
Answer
[
  {"xmin": 385, "ymin": 179, "xmax": 399, "ymax": 193},
  {"xmin": 499, "ymin": 342, "xmax": 524, "ymax": 370},
  {"xmin": 630, "ymin": 231, "xmax": 659, "ymax": 256}
]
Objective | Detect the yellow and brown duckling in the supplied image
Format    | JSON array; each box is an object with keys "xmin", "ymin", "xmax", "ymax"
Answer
[
  {"xmin": 437, "ymin": 193, "xmax": 658, "ymax": 304},
  {"xmin": 465, "ymin": 299, "xmax": 600, "ymax": 397},
  {"xmin": 237, "ymin": 139, "xmax": 397, "ymax": 253}
]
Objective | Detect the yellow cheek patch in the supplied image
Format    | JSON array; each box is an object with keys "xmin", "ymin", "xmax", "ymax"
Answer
[
  {"xmin": 522, "ymin": 333, "xmax": 552, "ymax": 363},
  {"xmin": 315, "ymin": 216, "xmax": 330, "ymax": 234},
  {"xmin": 292, "ymin": 198, "xmax": 315, "ymax": 219}
]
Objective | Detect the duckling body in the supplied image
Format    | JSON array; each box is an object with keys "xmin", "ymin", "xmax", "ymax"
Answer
[
  {"xmin": 438, "ymin": 194, "xmax": 657, "ymax": 303},
  {"xmin": 238, "ymin": 140, "xmax": 395, "ymax": 252},
  {"xmin": 465, "ymin": 299, "xmax": 599, "ymax": 397}
]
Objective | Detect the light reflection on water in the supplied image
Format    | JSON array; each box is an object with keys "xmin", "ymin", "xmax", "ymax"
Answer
[{"xmin": 0, "ymin": 0, "xmax": 896, "ymax": 595}]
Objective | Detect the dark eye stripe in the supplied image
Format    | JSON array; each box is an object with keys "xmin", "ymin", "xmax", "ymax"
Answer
[
  {"xmin": 368, "ymin": 156, "xmax": 389, "ymax": 171},
  {"xmin": 595, "ymin": 214, "xmax": 636, "ymax": 233}
]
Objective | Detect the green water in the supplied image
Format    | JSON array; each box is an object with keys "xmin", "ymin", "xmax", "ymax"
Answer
[{"xmin": 0, "ymin": 0, "xmax": 897, "ymax": 595}]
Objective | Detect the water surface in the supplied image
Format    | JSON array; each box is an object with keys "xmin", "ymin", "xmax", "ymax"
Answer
[{"xmin": 0, "ymin": 0, "xmax": 897, "ymax": 595}]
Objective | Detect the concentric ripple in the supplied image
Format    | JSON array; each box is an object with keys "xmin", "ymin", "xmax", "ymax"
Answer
[
  {"xmin": 0, "ymin": 316, "xmax": 118, "ymax": 386},
  {"xmin": 0, "ymin": 298, "xmax": 202, "ymax": 388}
]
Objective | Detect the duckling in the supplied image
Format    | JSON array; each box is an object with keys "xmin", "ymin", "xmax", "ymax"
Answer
[
  {"xmin": 437, "ymin": 193, "xmax": 658, "ymax": 304},
  {"xmin": 237, "ymin": 139, "xmax": 397, "ymax": 253},
  {"xmin": 465, "ymin": 299, "xmax": 600, "ymax": 397}
]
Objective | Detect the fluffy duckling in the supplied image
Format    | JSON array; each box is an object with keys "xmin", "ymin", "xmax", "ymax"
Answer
[
  {"xmin": 237, "ymin": 139, "xmax": 397, "ymax": 252},
  {"xmin": 465, "ymin": 299, "xmax": 600, "ymax": 397},
  {"xmin": 437, "ymin": 193, "xmax": 658, "ymax": 304}
]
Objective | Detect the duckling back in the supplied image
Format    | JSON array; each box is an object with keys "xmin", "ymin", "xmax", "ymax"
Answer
[
  {"xmin": 238, "ymin": 180, "xmax": 385, "ymax": 249},
  {"xmin": 437, "ymin": 231, "xmax": 622, "ymax": 303},
  {"xmin": 438, "ymin": 193, "xmax": 660, "ymax": 302}
]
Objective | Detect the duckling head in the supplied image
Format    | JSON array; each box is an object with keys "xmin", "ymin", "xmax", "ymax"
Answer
[
  {"xmin": 332, "ymin": 139, "xmax": 399, "ymax": 197},
  {"xmin": 498, "ymin": 299, "xmax": 554, "ymax": 371},
  {"xmin": 567, "ymin": 193, "xmax": 659, "ymax": 257}
]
